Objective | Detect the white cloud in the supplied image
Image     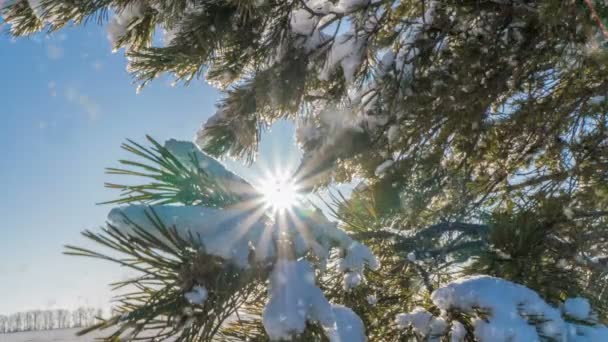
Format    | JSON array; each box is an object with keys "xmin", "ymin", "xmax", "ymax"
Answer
[
  {"xmin": 46, "ymin": 44, "xmax": 64, "ymax": 60},
  {"xmin": 64, "ymin": 86, "xmax": 100, "ymax": 121},
  {"xmin": 48, "ymin": 81, "xmax": 57, "ymax": 97},
  {"xmin": 92, "ymin": 60, "xmax": 103, "ymax": 70}
]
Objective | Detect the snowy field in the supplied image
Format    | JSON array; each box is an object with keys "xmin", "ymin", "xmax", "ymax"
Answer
[
  {"xmin": 1, "ymin": 329, "xmax": 107, "ymax": 341},
  {"xmin": 0, "ymin": 329, "xmax": 174, "ymax": 341}
]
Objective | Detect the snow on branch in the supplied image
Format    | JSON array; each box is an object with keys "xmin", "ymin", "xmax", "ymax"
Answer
[
  {"xmin": 264, "ymin": 259, "xmax": 366, "ymax": 341},
  {"xmin": 108, "ymin": 202, "xmax": 377, "ymax": 340},
  {"xmin": 396, "ymin": 276, "xmax": 608, "ymax": 341},
  {"xmin": 105, "ymin": 140, "xmax": 378, "ymax": 340}
]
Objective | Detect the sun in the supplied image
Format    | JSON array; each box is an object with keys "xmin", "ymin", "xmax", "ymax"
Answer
[{"xmin": 258, "ymin": 174, "xmax": 300, "ymax": 213}]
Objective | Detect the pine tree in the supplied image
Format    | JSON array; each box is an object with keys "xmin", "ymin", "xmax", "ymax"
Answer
[{"xmin": 4, "ymin": 0, "xmax": 608, "ymax": 341}]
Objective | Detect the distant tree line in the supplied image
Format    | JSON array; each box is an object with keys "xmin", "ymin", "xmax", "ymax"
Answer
[{"xmin": 0, "ymin": 307, "xmax": 104, "ymax": 334}]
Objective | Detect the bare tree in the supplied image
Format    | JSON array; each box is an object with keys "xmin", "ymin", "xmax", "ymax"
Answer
[{"xmin": 0, "ymin": 308, "xmax": 103, "ymax": 334}]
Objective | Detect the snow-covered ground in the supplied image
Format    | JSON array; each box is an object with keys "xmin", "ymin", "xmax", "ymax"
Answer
[
  {"xmin": 1, "ymin": 328, "xmax": 106, "ymax": 341},
  {"xmin": 1, "ymin": 328, "xmax": 175, "ymax": 341}
]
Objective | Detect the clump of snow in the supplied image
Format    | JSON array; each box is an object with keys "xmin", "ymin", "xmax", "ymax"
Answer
[
  {"xmin": 387, "ymin": 125, "xmax": 399, "ymax": 145},
  {"xmin": 164, "ymin": 139, "xmax": 255, "ymax": 197},
  {"xmin": 290, "ymin": 5, "xmax": 318, "ymax": 35},
  {"xmin": 108, "ymin": 205, "xmax": 269, "ymax": 268},
  {"xmin": 396, "ymin": 275, "xmax": 608, "ymax": 341},
  {"xmin": 395, "ymin": 307, "xmax": 432, "ymax": 331},
  {"xmin": 563, "ymin": 206, "xmax": 575, "ymax": 219},
  {"xmin": 450, "ymin": 321, "xmax": 466, "ymax": 342},
  {"xmin": 289, "ymin": 4, "xmax": 328, "ymax": 51},
  {"xmin": 366, "ymin": 294, "xmax": 377, "ymax": 305},
  {"xmin": 262, "ymin": 260, "xmax": 367, "ymax": 341},
  {"xmin": 563, "ymin": 297, "xmax": 591, "ymax": 320},
  {"xmin": 184, "ymin": 285, "xmax": 208, "ymax": 305},
  {"xmin": 108, "ymin": 140, "xmax": 379, "ymax": 279},
  {"xmin": 343, "ymin": 271, "xmax": 363, "ymax": 290},
  {"xmin": 263, "ymin": 260, "xmax": 335, "ymax": 340},
  {"xmin": 321, "ymin": 33, "xmax": 366, "ymax": 83},
  {"xmin": 339, "ymin": 241, "xmax": 380, "ymax": 273},
  {"xmin": 407, "ymin": 251, "xmax": 416, "ymax": 262},
  {"xmin": 331, "ymin": 0, "xmax": 369, "ymax": 13},
  {"xmin": 163, "ymin": 26, "xmax": 178, "ymax": 46},
  {"xmin": 325, "ymin": 304, "xmax": 366, "ymax": 342},
  {"xmin": 165, "ymin": 139, "xmax": 238, "ymax": 178},
  {"xmin": 26, "ymin": 0, "xmax": 43, "ymax": 18},
  {"xmin": 589, "ymin": 95, "xmax": 605, "ymax": 105},
  {"xmin": 395, "ymin": 0, "xmax": 438, "ymax": 81},
  {"xmin": 108, "ymin": 139, "xmax": 380, "ymax": 340},
  {"xmin": 339, "ymin": 241, "xmax": 380, "ymax": 290},
  {"xmin": 431, "ymin": 276, "xmax": 564, "ymax": 341},
  {"xmin": 375, "ymin": 159, "xmax": 394, "ymax": 176},
  {"xmin": 379, "ymin": 50, "xmax": 395, "ymax": 74},
  {"xmin": 109, "ymin": 202, "xmax": 379, "ymax": 278},
  {"xmin": 572, "ymin": 324, "xmax": 608, "ymax": 341},
  {"xmin": 107, "ymin": 4, "xmax": 146, "ymax": 50},
  {"xmin": 395, "ymin": 307, "xmax": 447, "ymax": 338}
]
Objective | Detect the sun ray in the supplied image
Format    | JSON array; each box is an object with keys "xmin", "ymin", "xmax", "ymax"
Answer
[
  {"xmin": 257, "ymin": 172, "xmax": 302, "ymax": 214},
  {"xmin": 221, "ymin": 203, "xmax": 270, "ymax": 252}
]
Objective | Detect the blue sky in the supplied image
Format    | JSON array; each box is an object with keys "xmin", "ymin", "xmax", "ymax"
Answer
[{"xmin": 0, "ymin": 23, "xmax": 310, "ymax": 314}]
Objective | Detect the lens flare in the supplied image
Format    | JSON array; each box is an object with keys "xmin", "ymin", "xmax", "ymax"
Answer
[{"xmin": 259, "ymin": 175, "xmax": 300, "ymax": 213}]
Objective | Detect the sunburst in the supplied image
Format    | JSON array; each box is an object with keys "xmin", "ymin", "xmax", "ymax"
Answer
[{"xmin": 257, "ymin": 173, "xmax": 301, "ymax": 214}]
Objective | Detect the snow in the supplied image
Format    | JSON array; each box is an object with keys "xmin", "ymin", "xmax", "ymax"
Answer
[
  {"xmin": 395, "ymin": 1, "xmax": 438, "ymax": 78},
  {"xmin": 184, "ymin": 285, "xmax": 208, "ymax": 305},
  {"xmin": 397, "ymin": 275, "xmax": 608, "ymax": 342},
  {"xmin": 395, "ymin": 307, "xmax": 432, "ymax": 331},
  {"xmin": 564, "ymin": 207, "xmax": 575, "ymax": 219},
  {"xmin": 264, "ymin": 262, "xmax": 367, "ymax": 342},
  {"xmin": 407, "ymin": 251, "xmax": 416, "ymax": 262},
  {"xmin": 108, "ymin": 139, "xmax": 379, "ymax": 276},
  {"xmin": 366, "ymin": 294, "xmax": 377, "ymax": 305},
  {"xmin": 331, "ymin": 0, "xmax": 370, "ymax": 13},
  {"xmin": 572, "ymin": 324, "xmax": 608, "ymax": 342},
  {"xmin": 108, "ymin": 202, "xmax": 378, "ymax": 276},
  {"xmin": 26, "ymin": 0, "xmax": 42, "ymax": 18},
  {"xmin": 374, "ymin": 159, "xmax": 394, "ymax": 176},
  {"xmin": 289, "ymin": 4, "xmax": 328, "ymax": 52},
  {"xmin": 325, "ymin": 304, "xmax": 366, "ymax": 342},
  {"xmin": 339, "ymin": 241, "xmax": 380, "ymax": 272},
  {"xmin": 290, "ymin": 7, "xmax": 318, "ymax": 35},
  {"xmin": 395, "ymin": 307, "xmax": 447, "ymax": 338},
  {"xmin": 107, "ymin": 3, "xmax": 146, "ymax": 50},
  {"xmin": 563, "ymin": 297, "xmax": 591, "ymax": 320},
  {"xmin": 107, "ymin": 139, "xmax": 379, "ymax": 340},
  {"xmin": 343, "ymin": 271, "xmax": 363, "ymax": 290},
  {"xmin": 1, "ymin": 328, "xmax": 175, "ymax": 341},
  {"xmin": 431, "ymin": 275, "xmax": 564, "ymax": 341},
  {"xmin": 387, "ymin": 125, "xmax": 399, "ymax": 145},
  {"xmin": 322, "ymin": 33, "xmax": 366, "ymax": 83},
  {"xmin": 108, "ymin": 204, "xmax": 269, "ymax": 268},
  {"xmin": 450, "ymin": 321, "xmax": 466, "ymax": 342},
  {"xmin": 262, "ymin": 260, "xmax": 335, "ymax": 340},
  {"xmin": 339, "ymin": 241, "xmax": 380, "ymax": 290},
  {"xmin": 165, "ymin": 139, "xmax": 237, "ymax": 178},
  {"xmin": 380, "ymin": 50, "xmax": 396, "ymax": 73},
  {"xmin": 164, "ymin": 139, "xmax": 255, "ymax": 197},
  {"xmin": 589, "ymin": 96, "xmax": 605, "ymax": 105}
]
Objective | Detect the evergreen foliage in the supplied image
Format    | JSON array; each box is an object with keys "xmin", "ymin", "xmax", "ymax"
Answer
[{"xmin": 4, "ymin": 0, "xmax": 608, "ymax": 340}]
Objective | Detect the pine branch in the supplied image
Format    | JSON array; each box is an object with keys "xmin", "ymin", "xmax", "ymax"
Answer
[
  {"xmin": 64, "ymin": 207, "xmax": 270, "ymax": 341},
  {"xmin": 102, "ymin": 136, "xmax": 242, "ymax": 207}
]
